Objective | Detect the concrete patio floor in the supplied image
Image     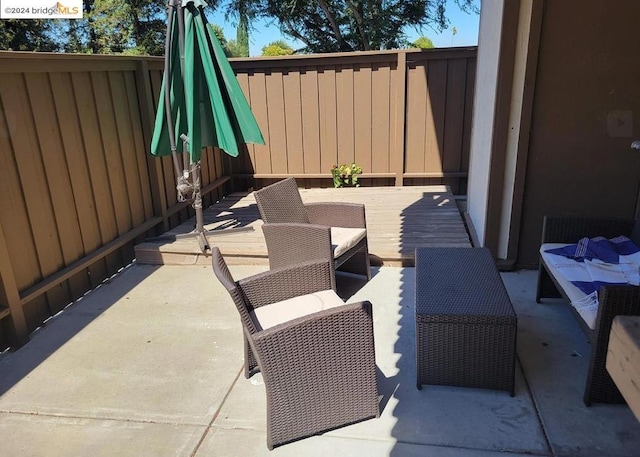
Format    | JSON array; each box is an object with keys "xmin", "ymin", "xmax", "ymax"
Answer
[{"xmin": 0, "ymin": 263, "xmax": 638, "ymax": 456}]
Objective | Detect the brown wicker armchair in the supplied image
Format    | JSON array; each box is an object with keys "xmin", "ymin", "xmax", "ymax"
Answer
[
  {"xmin": 253, "ymin": 177, "xmax": 371, "ymax": 291},
  {"xmin": 536, "ymin": 215, "xmax": 640, "ymax": 405},
  {"xmin": 211, "ymin": 247, "xmax": 379, "ymax": 449}
]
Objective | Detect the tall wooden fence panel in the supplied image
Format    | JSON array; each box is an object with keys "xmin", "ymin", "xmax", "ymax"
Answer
[
  {"xmin": 230, "ymin": 48, "xmax": 476, "ymax": 191},
  {"xmin": 0, "ymin": 54, "xmax": 229, "ymax": 349}
]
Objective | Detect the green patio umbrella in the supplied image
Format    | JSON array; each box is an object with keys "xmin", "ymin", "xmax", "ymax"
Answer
[{"xmin": 151, "ymin": 0, "xmax": 264, "ymax": 251}]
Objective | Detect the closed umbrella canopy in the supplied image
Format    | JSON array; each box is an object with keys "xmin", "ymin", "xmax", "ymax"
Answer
[
  {"xmin": 149, "ymin": 0, "xmax": 264, "ymax": 252},
  {"xmin": 151, "ymin": 0, "xmax": 264, "ymax": 163}
]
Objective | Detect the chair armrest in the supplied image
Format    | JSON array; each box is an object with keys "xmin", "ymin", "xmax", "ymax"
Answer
[
  {"xmin": 261, "ymin": 223, "xmax": 333, "ymax": 270},
  {"xmin": 583, "ymin": 285, "xmax": 640, "ymax": 404},
  {"xmin": 238, "ymin": 259, "xmax": 333, "ymax": 309},
  {"xmin": 541, "ymin": 216, "xmax": 634, "ymax": 244},
  {"xmin": 305, "ymin": 202, "xmax": 367, "ymax": 228},
  {"xmin": 594, "ymin": 285, "xmax": 640, "ymax": 342},
  {"xmin": 252, "ymin": 300, "xmax": 376, "ymax": 372}
]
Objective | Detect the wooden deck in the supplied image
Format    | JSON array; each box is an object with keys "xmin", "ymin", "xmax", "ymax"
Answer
[{"xmin": 134, "ymin": 185, "xmax": 471, "ymax": 266}]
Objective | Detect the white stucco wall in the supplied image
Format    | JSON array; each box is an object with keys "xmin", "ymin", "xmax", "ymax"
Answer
[
  {"xmin": 466, "ymin": 0, "xmax": 504, "ymax": 246},
  {"xmin": 497, "ymin": 0, "xmax": 533, "ymax": 259}
]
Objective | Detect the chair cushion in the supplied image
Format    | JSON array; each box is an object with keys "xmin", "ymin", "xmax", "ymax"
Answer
[
  {"xmin": 331, "ymin": 227, "xmax": 366, "ymax": 258},
  {"xmin": 540, "ymin": 243, "xmax": 597, "ymax": 329},
  {"xmin": 249, "ymin": 289, "xmax": 344, "ymax": 331}
]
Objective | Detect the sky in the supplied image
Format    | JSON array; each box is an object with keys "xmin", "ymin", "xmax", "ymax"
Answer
[{"xmin": 208, "ymin": 2, "xmax": 480, "ymax": 57}]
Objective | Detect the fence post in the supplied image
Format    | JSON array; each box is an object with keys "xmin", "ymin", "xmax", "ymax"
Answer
[
  {"xmin": 0, "ymin": 222, "xmax": 29, "ymax": 348},
  {"xmin": 135, "ymin": 60, "xmax": 169, "ymax": 234},
  {"xmin": 392, "ymin": 50, "xmax": 407, "ymax": 186}
]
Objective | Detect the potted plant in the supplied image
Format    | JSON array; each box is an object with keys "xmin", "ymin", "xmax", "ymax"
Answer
[{"xmin": 331, "ymin": 163, "xmax": 363, "ymax": 188}]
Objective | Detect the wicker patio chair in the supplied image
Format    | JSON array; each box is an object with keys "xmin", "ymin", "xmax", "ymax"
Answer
[
  {"xmin": 211, "ymin": 247, "xmax": 380, "ymax": 449},
  {"xmin": 536, "ymin": 215, "xmax": 640, "ymax": 405},
  {"xmin": 253, "ymin": 177, "xmax": 371, "ymax": 291}
]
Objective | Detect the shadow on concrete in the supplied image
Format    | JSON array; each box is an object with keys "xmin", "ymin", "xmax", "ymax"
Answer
[{"xmin": 0, "ymin": 264, "xmax": 160, "ymax": 395}]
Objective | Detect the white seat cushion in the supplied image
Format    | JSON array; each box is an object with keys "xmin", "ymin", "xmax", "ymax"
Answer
[
  {"xmin": 249, "ymin": 289, "xmax": 345, "ymax": 331},
  {"xmin": 331, "ymin": 227, "xmax": 366, "ymax": 258},
  {"xmin": 540, "ymin": 243, "xmax": 597, "ymax": 329}
]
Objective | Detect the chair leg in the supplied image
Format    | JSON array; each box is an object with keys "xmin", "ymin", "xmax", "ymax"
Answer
[
  {"xmin": 337, "ymin": 243, "xmax": 371, "ymax": 280},
  {"xmin": 244, "ymin": 337, "xmax": 260, "ymax": 378},
  {"xmin": 536, "ymin": 262, "xmax": 561, "ymax": 303}
]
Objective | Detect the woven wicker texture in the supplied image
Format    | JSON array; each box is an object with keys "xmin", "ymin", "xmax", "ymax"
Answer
[
  {"xmin": 254, "ymin": 177, "xmax": 310, "ymax": 224},
  {"xmin": 211, "ymin": 247, "xmax": 379, "ymax": 449},
  {"xmin": 253, "ymin": 178, "xmax": 371, "ymax": 289},
  {"xmin": 261, "ymin": 222, "xmax": 334, "ymax": 269},
  {"xmin": 536, "ymin": 216, "xmax": 640, "ymax": 405},
  {"xmin": 415, "ymin": 247, "xmax": 517, "ymax": 394}
]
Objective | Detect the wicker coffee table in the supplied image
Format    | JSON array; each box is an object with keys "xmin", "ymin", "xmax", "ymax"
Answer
[{"xmin": 415, "ymin": 247, "xmax": 517, "ymax": 395}]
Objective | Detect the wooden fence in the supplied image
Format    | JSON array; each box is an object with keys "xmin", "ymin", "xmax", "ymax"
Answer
[
  {"xmin": 211, "ymin": 47, "xmax": 476, "ymax": 193},
  {"xmin": 0, "ymin": 47, "xmax": 475, "ymax": 350}
]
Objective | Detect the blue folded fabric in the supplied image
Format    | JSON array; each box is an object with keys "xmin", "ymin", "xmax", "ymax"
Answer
[
  {"xmin": 571, "ymin": 280, "xmax": 628, "ymax": 296},
  {"xmin": 545, "ymin": 235, "xmax": 640, "ymax": 298},
  {"xmin": 546, "ymin": 236, "xmax": 639, "ymax": 264}
]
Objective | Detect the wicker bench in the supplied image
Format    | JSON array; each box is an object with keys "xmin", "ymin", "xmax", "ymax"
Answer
[
  {"xmin": 415, "ymin": 247, "xmax": 517, "ymax": 395},
  {"xmin": 536, "ymin": 215, "xmax": 640, "ymax": 405}
]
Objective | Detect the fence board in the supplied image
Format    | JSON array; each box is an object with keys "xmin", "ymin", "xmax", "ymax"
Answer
[
  {"xmin": 93, "ymin": 72, "xmax": 132, "ymax": 236},
  {"xmin": 235, "ymin": 72, "xmax": 256, "ymax": 174},
  {"xmin": 319, "ymin": 67, "xmax": 338, "ymax": 172},
  {"xmin": 425, "ymin": 59, "xmax": 447, "ymax": 178},
  {"xmin": 50, "ymin": 72, "xmax": 107, "ymax": 295},
  {"xmin": 110, "ymin": 72, "xmax": 145, "ymax": 227},
  {"xmin": 265, "ymin": 71, "xmax": 287, "ymax": 173},
  {"xmin": 354, "ymin": 64, "xmax": 373, "ymax": 173},
  {"xmin": 9, "ymin": 74, "xmax": 71, "ymax": 316},
  {"xmin": 0, "ymin": 83, "xmax": 42, "ymax": 295},
  {"xmin": 300, "ymin": 68, "xmax": 321, "ymax": 174},
  {"xmin": 336, "ymin": 66, "xmax": 355, "ymax": 166},
  {"xmin": 283, "ymin": 69, "xmax": 304, "ymax": 174},
  {"xmin": 247, "ymin": 71, "xmax": 271, "ymax": 174},
  {"xmin": 125, "ymin": 71, "xmax": 154, "ymax": 221},
  {"xmin": 371, "ymin": 64, "xmax": 391, "ymax": 173},
  {"xmin": 405, "ymin": 63, "xmax": 428, "ymax": 176},
  {"xmin": 28, "ymin": 73, "xmax": 90, "ymax": 304},
  {"xmin": 443, "ymin": 59, "xmax": 468, "ymax": 193}
]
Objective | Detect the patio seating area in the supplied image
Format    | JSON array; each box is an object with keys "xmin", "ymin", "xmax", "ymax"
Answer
[
  {"xmin": 1, "ymin": 185, "xmax": 639, "ymax": 455},
  {"xmin": 1, "ymin": 263, "xmax": 639, "ymax": 456},
  {"xmin": 134, "ymin": 185, "xmax": 471, "ymax": 266}
]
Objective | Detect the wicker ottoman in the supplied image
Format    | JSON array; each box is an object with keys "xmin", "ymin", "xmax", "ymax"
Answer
[{"xmin": 415, "ymin": 247, "xmax": 517, "ymax": 395}]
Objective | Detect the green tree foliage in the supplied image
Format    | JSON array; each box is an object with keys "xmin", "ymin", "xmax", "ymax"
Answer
[
  {"xmin": 0, "ymin": 20, "xmax": 58, "ymax": 51},
  {"xmin": 235, "ymin": 5, "xmax": 250, "ymax": 57},
  {"xmin": 208, "ymin": 25, "xmax": 244, "ymax": 58},
  {"xmin": 0, "ymin": 0, "xmax": 168, "ymax": 55},
  {"xmin": 209, "ymin": 24, "xmax": 229, "ymax": 48},
  {"xmin": 86, "ymin": 0, "xmax": 166, "ymax": 55},
  {"xmin": 227, "ymin": 0, "xmax": 478, "ymax": 53},
  {"xmin": 261, "ymin": 40, "xmax": 294, "ymax": 56},
  {"xmin": 411, "ymin": 36, "xmax": 434, "ymax": 49},
  {"xmin": 0, "ymin": 0, "xmax": 477, "ymax": 55}
]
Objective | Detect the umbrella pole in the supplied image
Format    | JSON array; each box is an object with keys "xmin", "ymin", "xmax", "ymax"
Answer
[{"xmin": 192, "ymin": 161, "xmax": 209, "ymax": 252}]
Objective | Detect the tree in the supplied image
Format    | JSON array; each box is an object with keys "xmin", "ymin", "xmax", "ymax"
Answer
[
  {"xmin": 235, "ymin": 4, "xmax": 250, "ymax": 57},
  {"xmin": 86, "ymin": 0, "xmax": 166, "ymax": 55},
  {"xmin": 0, "ymin": 20, "xmax": 58, "ymax": 52},
  {"xmin": 261, "ymin": 40, "xmax": 294, "ymax": 56},
  {"xmin": 227, "ymin": 0, "xmax": 478, "ymax": 53},
  {"xmin": 411, "ymin": 36, "xmax": 434, "ymax": 49},
  {"xmin": 209, "ymin": 24, "xmax": 229, "ymax": 49}
]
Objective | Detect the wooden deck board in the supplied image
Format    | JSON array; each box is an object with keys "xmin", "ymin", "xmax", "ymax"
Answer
[{"xmin": 134, "ymin": 185, "xmax": 471, "ymax": 266}]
